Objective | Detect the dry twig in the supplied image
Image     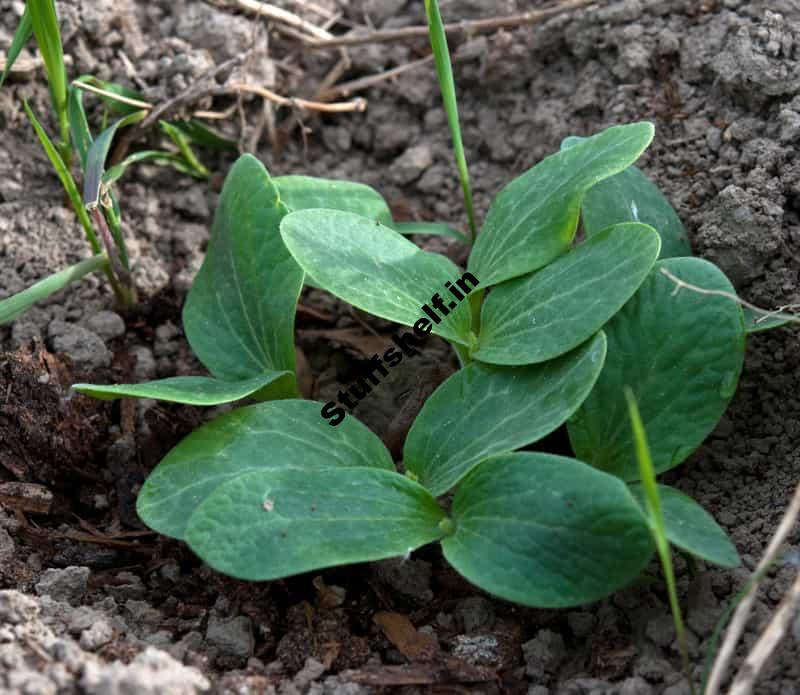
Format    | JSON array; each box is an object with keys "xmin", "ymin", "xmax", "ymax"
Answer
[
  {"xmin": 705, "ymin": 481, "xmax": 800, "ymax": 695},
  {"xmin": 728, "ymin": 571, "xmax": 800, "ymax": 695},
  {"xmin": 230, "ymin": 80, "xmax": 366, "ymax": 112},
  {"xmin": 659, "ymin": 267, "xmax": 800, "ymax": 326},
  {"xmin": 302, "ymin": 0, "xmax": 602, "ymax": 48},
  {"xmin": 231, "ymin": 0, "xmax": 334, "ymax": 40}
]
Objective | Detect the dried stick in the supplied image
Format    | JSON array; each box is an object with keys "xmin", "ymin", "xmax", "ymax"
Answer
[
  {"xmin": 728, "ymin": 571, "xmax": 800, "ymax": 695},
  {"xmin": 705, "ymin": 481, "xmax": 800, "ymax": 695},
  {"xmin": 71, "ymin": 80, "xmax": 152, "ymax": 109},
  {"xmin": 231, "ymin": 0, "xmax": 334, "ymax": 40},
  {"xmin": 229, "ymin": 81, "xmax": 366, "ymax": 112},
  {"xmin": 659, "ymin": 267, "xmax": 800, "ymax": 326},
  {"xmin": 303, "ymin": 0, "xmax": 601, "ymax": 48},
  {"xmin": 317, "ymin": 54, "xmax": 435, "ymax": 100}
]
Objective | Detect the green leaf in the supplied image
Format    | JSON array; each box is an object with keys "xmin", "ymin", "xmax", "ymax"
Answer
[
  {"xmin": 743, "ymin": 306, "xmax": 796, "ymax": 333},
  {"xmin": 0, "ymin": 6, "xmax": 33, "ymax": 89},
  {"xmin": 83, "ymin": 110, "xmax": 147, "ymax": 207},
  {"xmin": 405, "ymin": 332, "xmax": 607, "ymax": 495},
  {"xmin": 280, "ymin": 209, "xmax": 474, "ymax": 346},
  {"xmin": 171, "ymin": 120, "xmax": 238, "ymax": 151},
  {"xmin": 68, "ymin": 81, "xmax": 93, "ymax": 167},
  {"xmin": 184, "ymin": 466, "xmax": 446, "ymax": 580},
  {"xmin": 475, "ymin": 223, "xmax": 660, "ymax": 365},
  {"xmin": 424, "ymin": 0, "xmax": 476, "ymax": 241},
  {"xmin": 629, "ymin": 484, "xmax": 740, "ymax": 568},
  {"xmin": 137, "ymin": 399, "xmax": 394, "ymax": 540},
  {"xmin": 23, "ymin": 101, "xmax": 101, "ymax": 255},
  {"xmin": 274, "ymin": 175, "xmax": 393, "ymax": 223},
  {"xmin": 468, "ymin": 122, "xmax": 655, "ymax": 287},
  {"xmin": 392, "ymin": 221, "xmax": 468, "ymax": 244},
  {"xmin": 28, "ymin": 0, "xmax": 68, "ymax": 131},
  {"xmin": 0, "ymin": 255, "xmax": 108, "ymax": 325},
  {"xmin": 183, "ymin": 154, "xmax": 304, "ymax": 384},
  {"xmin": 442, "ymin": 452, "xmax": 654, "ymax": 607},
  {"xmin": 567, "ymin": 257, "xmax": 746, "ymax": 480},
  {"xmin": 159, "ymin": 120, "xmax": 210, "ymax": 179},
  {"xmin": 102, "ymin": 150, "xmax": 197, "ymax": 186},
  {"xmin": 72, "ymin": 371, "xmax": 292, "ymax": 406},
  {"xmin": 561, "ymin": 136, "xmax": 692, "ymax": 259}
]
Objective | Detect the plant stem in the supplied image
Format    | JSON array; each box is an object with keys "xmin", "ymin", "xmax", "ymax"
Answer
[{"xmin": 89, "ymin": 207, "xmax": 137, "ymax": 306}]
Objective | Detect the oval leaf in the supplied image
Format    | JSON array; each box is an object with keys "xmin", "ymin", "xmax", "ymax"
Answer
[
  {"xmin": 280, "ymin": 209, "xmax": 473, "ymax": 345},
  {"xmin": 567, "ymin": 257, "xmax": 746, "ymax": 480},
  {"xmin": 561, "ymin": 136, "xmax": 691, "ymax": 259},
  {"xmin": 274, "ymin": 175, "xmax": 393, "ymax": 224},
  {"xmin": 629, "ymin": 484, "xmax": 740, "ymax": 568},
  {"xmin": 137, "ymin": 399, "xmax": 393, "ymax": 540},
  {"xmin": 184, "ymin": 467, "xmax": 446, "ymax": 581},
  {"xmin": 475, "ymin": 223, "xmax": 660, "ymax": 366},
  {"xmin": 73, "ymin": 371, "xmax": 292, "ymax": 406},
  {"xmin": 442, "ymin": 452, "xmax": 654, "ymax": 607},
  {"xmin": 405, "ymin": 332, "xmax": 607, "ymax": 495},
  {"xmin": 468, "ymin": 122, "xmax": 654, "ymax": 287},
  {"xmin": 183, "ymin": 154, "xmax": 304, "ymax": 383}
]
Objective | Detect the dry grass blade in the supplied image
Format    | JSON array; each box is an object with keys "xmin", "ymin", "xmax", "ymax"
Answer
[
  {"xmin": 705, "ymin": 480, "xmax": 800, "ymax": 695},
  {"xmin": 229, "ymin": 81, "xmax": 366, "ymax": 112},
  {"xmin": 728, "ymin": 571, "xmax": 800, "ymax": 695},
  {"xmin": 232, "ymin": 0, "xmax": 334, "ymax": 40}
]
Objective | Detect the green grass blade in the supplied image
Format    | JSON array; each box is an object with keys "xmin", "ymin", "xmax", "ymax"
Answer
[
  {"xmin": 171, "ymin": 119, "xmax": 238, "ymax": 151},
  {"xmin": 0, "ymin": 5, "xmax": 33, "ymax": 88},
  {"xmin": 83, "ymin": 109, "xmax": 147, "ymax": 207},
  {"xmin": 424, "ymin": 0, "xmax": 476, "ymax": 243},
  {"xmin": 626, "ymin": 388, "xmax": 696, "ymax": 695},
  {"xmin": 68, "ymin": 82, "xmax": 93, "ymax": 167},
  {"xmin": 103, "ymin": 150, "xmax": 196, "ymax": 187},
  {"xmin": 24, "ymin": 100, "xmax": 101, "ymax": 255},
  {"xmin": 159, "ymin": 120, "xmax": 211, "ymax": 178},
  {"xmin": 28, "ymin": 0, "xmax": 69, "ymax": 152},
  {"xmin": 0, "ymin": 255, "xmax": 108, "ymax": 325}
]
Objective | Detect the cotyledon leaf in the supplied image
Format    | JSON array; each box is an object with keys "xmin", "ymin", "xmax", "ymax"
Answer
[
  {"xmin": 184, "ymin": 467, "xmax": 447, "ymax": 581},
  {"xmin": 474, "ymin": 223, "xmax": 660, "ymax": 366},
  {"xmin": 274, "ymin": 175, "xmax": 393, "ymax": 224},
  {"xmin": 629, "ymin": 483, "xmax": 740, "ymax": 568},
  {"xmin": 183, "ymin": 154, "xmax": 304, "ymax": 384},
  {"xmin": 567, "ymin": 257, "xmax": 746, "ymax": 480},
  {"xmin": 442, "ymin": 452, "xmax": 654, "ymax": 608},
  {"xmin": 136, "ymin": 399, "xmax": 394, "ymax": 540},
  {"xmin": 280, "ymin": 209, "xmax": 473, "ymax": 346},
  {"xmin": 561, "ymin": 135, "xmax": 692, "ymax": 259},
  {"xmin": 405, "ymin": 332, "xmax": 607, "ymax": 496},
  {"xmin": 72, "ymin": 371, "xmax": 292, "ymax": 406},
  {"xmin": 468, "ymin": 122, "xmax": 655, "ymax": 287}
]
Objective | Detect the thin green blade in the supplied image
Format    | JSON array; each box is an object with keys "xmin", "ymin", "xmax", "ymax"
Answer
[
  {"xmin": 0, "ymin": 255, "xmax": 108, "ymax": 325},
  {"xmin": 0, "ymin": 6, "xmax": 33, "ymax": 89},
  {"xmin": 424, "ymin": 0, "xmax": 476, "ymax": 241}
]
